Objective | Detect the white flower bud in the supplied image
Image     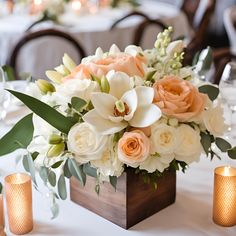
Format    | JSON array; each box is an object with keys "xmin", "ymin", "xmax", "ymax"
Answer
[{"xmin": 62, "ymin": 53, "xmax": 76, "ymax": 72}]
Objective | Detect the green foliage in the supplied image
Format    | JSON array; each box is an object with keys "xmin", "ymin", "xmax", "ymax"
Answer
[
  {"xmin": 0, "ymin": 114, "xmax": 34, "ymax": 156},
  {"xmin": 194, "ymin": 47, "xmax": 213, "ymax": 73},
  {"xmin": 228, "ymin": 147, "xmax": 236, "ymax": 159},
  {"xmin": 71, "ymin": 97, "xmax": 87, "ymax": 112},
  {"xmin": 198, "ymin": 85, "xmax": 219, "ymax": 101},
  {"xmin": 200, "ymin": 132, "xmax": 212, "ymax": 155},
  {"xmin": 215, "ymin": 138, "xmax": 232, "ymax": 152},
  {"xmin": 8, "ymin": 90, "xmax": 76, "ymax": 134},
  {"xmin": 1, "ymin": 65, "xmax": 15, "ymax": 81},
  {"xmin": 23, "ymin": 152, "xmax": 37, "ymax": 186},
  {"xmin": 39, "ymin": 167, "xmax": 49, "ymax": 185},
  {"xmin": 57, "ymin": 174, "xmax": 67, "ymax": 200},
  {"xmin": 63, "ymin": 159, "xmax": 72, "ymax": 178},
  {"xmin": 0, "ymin": 182, "xmax": 2, "ymax": 194},
  {"xmin": 68, "ymin": 159, "xmax": 86, "ymax": 186},
  {"xmin": 83, "ymin": 163, "xmax": 97, "ymax": 178},
  {"xmin": 51, "ymin": 160, "xmax": 64, "ymax": 169},
  {"xmin": 48, "ymin": 171, "xmax": 56, "ymax": 187},
  {"xmin": 109, "ymin": 176, "xmax": 117, "ymax": 190}
]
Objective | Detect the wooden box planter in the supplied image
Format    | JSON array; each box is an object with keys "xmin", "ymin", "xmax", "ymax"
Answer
[{"xmin": 70, "ymin": 169, "xmax": 176, "ymax": 229}]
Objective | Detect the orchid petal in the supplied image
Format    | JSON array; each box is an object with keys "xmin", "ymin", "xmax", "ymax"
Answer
[
  {"xmin": 91, "ymin": 92, "xmax": 117, "ymax": 119},
  {"xmin": 83, "ymin": 110, "xmax": 127, "ymax": 135},
  {"xmin": 109, "ymin": 115, "xmax": 123, "ymax": 123},
  {"xmin": 130, "ymin": 104, "xmax": 162, "ymax": 127},
  {"xmin": 135, "ymin": 86, "xmax": 154, "ymax": 107},
  {"xmin": 106, "ymin": 71, "xmax": 134, "ymax": 99},
  {"xmin": 120, "ymin": 89, "xmax": 137, "ymax": 121}
]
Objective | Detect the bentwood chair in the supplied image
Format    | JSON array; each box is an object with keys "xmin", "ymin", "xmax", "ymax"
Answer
[
  {"xmin": 183, "ymin": 0, "xmax": 216, "ymax": 65},
  {"xmin": 7, "ymin": 28, "xmax": 86, "ymax": 80}
]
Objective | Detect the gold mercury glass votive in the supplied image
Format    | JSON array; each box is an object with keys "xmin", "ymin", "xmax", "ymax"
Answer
[
  {"xmin": 0, "ymin": 193, "xmax": 5, "ymax": 236},
  {"xmin": 213, "ymin": 166, "xmax": 236, "ymax": 227},
  {"xmin": 5, "ymin": 173, "xmax": 33, "ymax": 235}
]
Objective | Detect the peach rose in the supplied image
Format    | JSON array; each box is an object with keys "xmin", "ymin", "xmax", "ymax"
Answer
[
  {"xmin": 118, "ymin": 130, "xmax": 150, "ymax": 167},
  {"xmin": 64, "ymin": 53, "xmax": 146, "ymax": 81},
  {"xmin": 153, "ymin": 76, "xmax": 207, "ymax": 121}
]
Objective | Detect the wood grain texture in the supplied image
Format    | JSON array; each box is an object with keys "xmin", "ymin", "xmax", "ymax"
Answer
[{"xmin": 70, "ymin": 169, "xmax": 176, "ymax": 229}]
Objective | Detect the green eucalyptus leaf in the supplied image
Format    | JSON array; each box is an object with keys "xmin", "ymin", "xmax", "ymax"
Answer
[
  {"xmin": 26, "ymin": 152, "xmax": 37, "ymax": 186},
  {"xmin": 200, "ymin": 132, "xmax": 212, "ymax": 155},
  {"xmin": 48, "ymin": 171, "xmax": 56, "ymax": 187},
  {"xmin": 228, "ymin": 147, "xmax": 236, "ymax": 159},
  {"xmin": 198, "ymin": 85, "xmax": 219, "ymax": 101},
  {"xmin": 0, "ymin": 114, "xmax": 33, "ymax": 156},
  {"xmin": 32, "ymin": 152, "xmax": 39, "ymax": 161},
  {"xmin": 68, "ymin": 159, "xmax": 86, "ymax": 186},
  {"xmin": 57, "ymin": 174, "xmax": 67, "ymax": 200},
  {"xmin": 63, "ymin": 159, "xmax": 72, "ymax": 178},
  {"xmin": 51, "ymin": 160, "xmax": 64, "ymax": 169},
  {"xmin": 83, "ymin": 163, "xmax": 97, "ymax": 178},
  {"xmin": 22, "ymin": 155, "xmax": 30, "ymax": 172},
  {"xmin": 71, "ymin": 97, "xmax": 87, "ymax": 112},
  {"xmin": 215, "ymin": 137, "xmax": 232, "ymax": 152},
  {"xmin": 109, "ymin": 176, "xmax": 117, "ymax": 190},
  {"xmin": 7, "ymin": 90, "xmax": 76, "ymax": 134},
  {"xmin": 0, "ymin": 182, "xmax": 2, "ymax": 194},
  {"xmin": 50, "ymin": 200, "xmax": 59, "ymax": 219},
  {"xmin": 39, "ymin": 167, "xmax": 48, "ymax": 184}
]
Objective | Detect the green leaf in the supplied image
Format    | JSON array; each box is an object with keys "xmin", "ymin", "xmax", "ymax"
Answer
[
  {"xmin": 32, "ymin": 152, "xmax": 39, "ymax": 161},
  {"xmin": 22, "ymin": 155, "xmax": 30, "ymax": 172},
  {"xmin": 51, "ymin": 160, "xmax": 64, "ymax": 169},
  {"xmin": 83, "ymin": 163, "xmax": 97, "ymax": 178},
  {"xmin": 57, "ymin": 174, "xmax": 67, "ymax": 200},
  {"xmin": 63, "ymin": 159, "xmax": 72, "ymax": 178},
  {"xmin": 71, "ymin": 97, "xmax": 87, "ymax": 112},
  {"xmin": 200, "ymin": 132, "xmax": 212, "ymax": 155},
  {"xmin": 2, "ymin": 65, "xmax": 15, "ymax": 81},
  {"xmin": 26, "ymin": 152, "xmax": 37, "ymax": 186},
  {"xmin": 227, "ymin": 147, "xmax": 236, "ymax": 159},
  {"xmin": 68, "ymin": 159, "xmax": 86, "ymax": 186},
  {"xmin": 146, "ymin": 70, "xmax": 156, "ymax": 81},
  {"xmin": 196, "ymin": 47, "xmax": 213, "ymax": 72},
  {"xmin": 215, "ymin": 137, "xmax": 232, "ymax": 152},
  {"xmin": 50, "ymin": 200, "xmax": 59, "ymax": 220},
  {"xmin": 192, "ymin": 51, "xmax": 200, "ymax": 66},
  {"xmin": 48, "ymin": 171, "xmax": 56, "ymax": 187},
  {"xmin": 109, "ymin": 176, "xmax": 117, "ymax": 190},
  {"xmin": 0, "ymin": 182, "xmax": 2, "ymax": 194},
  {"xmin": 7, "ymin": 90, "xmax": 76, "ymax": 134},
  {"xmin": 0, "ymin": 114, "xmax": 34, "ymax": 156},
  {"xmin": 198, "ymin": 85, "xmax": 219, "ymax": 101},
  {"xmin": 39, "ymin": 167, "xmax": 48, "ymax": 184}
]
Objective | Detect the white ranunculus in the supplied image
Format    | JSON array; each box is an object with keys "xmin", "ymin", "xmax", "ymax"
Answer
[
  {"xmin": 150, "ymin": 123, "xmax": 179, "ymax": 155},
  {"xmin": 203, "ymin": 104, "xmax": 227, "ymax": 136},
  {"xmin": 125, "ymin": 45, "xmax": 143, "ymax": 56},
  {"xmin": 139, "ymin": 154, "xmax": 174, "ymax": 173},
  {"xmin": 175, "ymin": 124, "xmax": 202, "ymax": 164},
  {"xmin": 91, "ymin": 137, "xmax": 124, "ymax": 177},
  {"xmin": 67, "ymin": 122, "xmax": 108, "ymax": 163}
]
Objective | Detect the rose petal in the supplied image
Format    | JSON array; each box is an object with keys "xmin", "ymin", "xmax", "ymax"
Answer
[
  {"xmin": 130, "ymin": 104, "xmax": 162, "ymax": 127},
  {"xmin": 83, "ymin": 109, "xmax": 127, "ymax": 135}
]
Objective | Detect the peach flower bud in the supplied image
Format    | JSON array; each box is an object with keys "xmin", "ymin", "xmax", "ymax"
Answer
[{"xmin": 118, "ymin": 130, "xmax": 150, "ymax": 167}]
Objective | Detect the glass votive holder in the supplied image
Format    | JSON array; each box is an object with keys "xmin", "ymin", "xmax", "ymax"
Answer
[
  {"xmin": 213, "ymin": 166, "xmax": 236, "ymax": 227},
  {"xmin": 5, "ymin": 173, "xmax": 33, "ymax": 235}
]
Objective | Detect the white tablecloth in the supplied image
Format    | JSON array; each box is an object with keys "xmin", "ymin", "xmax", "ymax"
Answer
[
  {"xmin": 0, "ymin": 0, "xmax": 190, "ymax": 79},
  {"xmin": 0, "ymin": 81, "xmax": 235, "ymax": 236}
]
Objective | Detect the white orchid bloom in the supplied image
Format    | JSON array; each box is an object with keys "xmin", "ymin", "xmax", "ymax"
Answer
[{"xmin": 83, "ymin": 72, "xmax": 162, "ymax": 135}]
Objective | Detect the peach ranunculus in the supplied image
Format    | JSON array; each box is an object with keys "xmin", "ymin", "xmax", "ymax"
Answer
[
  {"xmin": 64, "ymin": 53, "xmax": 146, "ymax": 81},
  {"xmin": 118, "ymin": 130, "xmax": 150, "ymax": 167},
  {"xmin": 153, "ymin": 76, "xmax": 208, "ymax": 121}
]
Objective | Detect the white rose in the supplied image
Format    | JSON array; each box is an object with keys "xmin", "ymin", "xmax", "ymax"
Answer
[
  {"xmin": 140, "ymin": 154, "xmax": 174, "ymax": 173},
  {"xmin": 56, "ymin": 79, "xmax": 99, "ymax": 103},
  {"xmin": 68, "ymin": 122, "xmax": 108, "ymax": 163},
  {"xmin": 175, "ymin": 124, "xmax": 202, "ymax": 164},
  {"xmin": 91, "ymin": 137, "xmax": 124, "ymax": 177},
  {"xmin": 203, "ymin": 104, "xmax": 227, "ymax": 136},
  {"xmin": 151, "ymin": 123, "xmax": 179, "ymax": 155}
]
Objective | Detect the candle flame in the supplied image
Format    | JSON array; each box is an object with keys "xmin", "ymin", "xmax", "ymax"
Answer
[
  {"xmin": 34, "ymin": 0, "xmax": 43, "ymax": 5},
  {"xmin": 223, "ymin": 166, "xmax": 231, "ymax": 176},
  {"xmin": 72, "ymin": 0, "xmax": 82, "ymax": 11}
]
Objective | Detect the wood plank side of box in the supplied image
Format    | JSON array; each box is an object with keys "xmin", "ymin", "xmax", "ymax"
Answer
[{"xmin": 70, "ymin": 169, "xmax": 176, "ymax": 229}]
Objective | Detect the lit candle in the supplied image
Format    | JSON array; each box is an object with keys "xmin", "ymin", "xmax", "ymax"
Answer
[
  {"xmin": 5, "ymin": 173, "xmax": 33, "ymax": 235},
  {"xmin": 71, "ymin": 0, "xmax": 82, "ymax": 13},
  {"xmin": 30, "ymin": 0, "xmax": 44, "ymax": 15},
  {"xmin": 213, "ymin": 166, "xmax": 236, "ymax": 227},
  {"xmin": 0, "ymin": 193, "xmax": 5, "ymax": 236}
]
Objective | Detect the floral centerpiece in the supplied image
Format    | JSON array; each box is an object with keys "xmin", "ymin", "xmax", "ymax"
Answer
[{"xmin": 0, "ymin": 27, "xmax": 236, "ymax": 219}]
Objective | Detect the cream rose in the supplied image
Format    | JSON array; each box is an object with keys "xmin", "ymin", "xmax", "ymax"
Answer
[
  {"xmin": 118, "ymin": 130, "xmax": 150, "ymax": 167},
  {"xmin": 175, "ymin": 124, "xmax": 202, "ymax": 164},
  {"xmin": 150, "ymin": 123, "xmax": 179, "ymax": 155},
  {"xmin": 68, "ymin": 122, "xmax": 108, "ymax": 163},
  {"xmin": 203, "ymin": 104, "xmax": 227, "ymax": 136},
  {"xmin": 153, "ymin": 76, "xmax": 208, "ymax": 122},
  {"xmin": 64, "ymin": 52, "xmax": 146, "ymax": 80}
]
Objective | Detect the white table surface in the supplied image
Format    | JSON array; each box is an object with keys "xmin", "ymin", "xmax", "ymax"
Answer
[
  {"xmin": 0, "ymin": 81, "xmax": 236, "ymax": 236},
  {"xmin": 0, "ymin": 0, "xmax": 190, "ymax": 79}
]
